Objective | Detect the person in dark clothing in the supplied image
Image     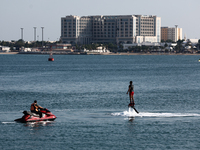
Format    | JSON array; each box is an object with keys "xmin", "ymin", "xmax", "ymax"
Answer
[
  {"xmin": 126, "ymin": 81, "xmax": 134, "ymax": 104},
  {"xmin": 30, "ymin": 100, "xmax": 44, "ymax": 118}
]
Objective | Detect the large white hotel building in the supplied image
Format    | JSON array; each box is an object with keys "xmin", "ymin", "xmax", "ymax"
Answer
[{"xmin": 61, "ymin": 15, "xmax": 161, "ymax": 45}]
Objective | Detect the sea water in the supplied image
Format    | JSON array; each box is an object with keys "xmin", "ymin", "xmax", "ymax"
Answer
[{"xmin": 0, "ymin": 54, "xmax": 200, "ymax": 149}]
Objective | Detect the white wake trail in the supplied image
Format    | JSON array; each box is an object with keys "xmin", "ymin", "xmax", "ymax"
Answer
[
  {"xmin": 2, "ymin": 122, "xmax": 16, "ymax": 124},
  {"xmin": 111, "ymin": 108, "xmax": 200, "ymax": 118}
]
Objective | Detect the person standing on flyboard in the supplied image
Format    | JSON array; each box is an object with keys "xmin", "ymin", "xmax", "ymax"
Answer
[
  {"xmin": 126, "ymin": 81, "xmax": 139, "ymax": 114},
  {"xmin": 126, "ymin": 81, "xmax": 134, "ymax": 104}
]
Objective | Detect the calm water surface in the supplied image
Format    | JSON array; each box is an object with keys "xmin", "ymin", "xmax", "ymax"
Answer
[{"xmin": 0, "ymin": 54, "xmax": 200, "ymax": 149}]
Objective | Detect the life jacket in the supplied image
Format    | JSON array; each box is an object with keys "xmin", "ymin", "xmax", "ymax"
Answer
[
  {"xmin": 30, "ymin": 103, "xmax": 39, "ymax": 112},
  {"xmin": 129, "ymin": 84, "xmax": 134, "ymax": 92}
]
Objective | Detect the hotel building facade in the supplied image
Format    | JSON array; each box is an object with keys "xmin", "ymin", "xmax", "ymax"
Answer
[
  {"xmin": 61, "ymin": 15, "xmax": 161, "ymax": 45},
  {"xmin": 161, "ymin": 26, "xmax": 182, "ymax": 42}
]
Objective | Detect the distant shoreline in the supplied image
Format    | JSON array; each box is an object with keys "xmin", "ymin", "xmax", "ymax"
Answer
[
  {"xmin": 1, "ymin": 52, "xmax": 200, "ymax": 55},
  {"xmin": 0, "ymin": 52, "xmax": 19, "ymax": 55},
  {"xmin": 101, "ymin": 52, "xmax": 200, "ymax": 55}
]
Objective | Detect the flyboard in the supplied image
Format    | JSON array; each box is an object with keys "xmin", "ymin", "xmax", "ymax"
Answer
[{"xmin": 128, "ymin": 103, "xmax": 139, "ymax": 114}]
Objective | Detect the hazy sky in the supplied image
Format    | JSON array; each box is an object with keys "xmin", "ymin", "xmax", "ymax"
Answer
[{"xmin": 1, "ymin": 0, "xmax": 200, "ymax": 41}]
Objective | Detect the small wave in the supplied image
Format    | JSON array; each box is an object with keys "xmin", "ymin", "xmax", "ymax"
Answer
[
  {"xmin": 54, "ymin": 109, "xmax": 69, "ymax": 112},
  {"xmin": 2, "ymin": 122, "xmax": 16, "ymax": 124}
]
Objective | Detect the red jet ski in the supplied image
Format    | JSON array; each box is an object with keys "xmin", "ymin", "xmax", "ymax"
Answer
[{"xmin": 15, "ymin": 108, "xmax": 56, "ymax": 123}]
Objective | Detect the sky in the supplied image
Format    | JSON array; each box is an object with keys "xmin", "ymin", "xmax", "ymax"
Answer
[{"xmin": 1, "ymin": 0, "xmax": 200, "ymax": 41}]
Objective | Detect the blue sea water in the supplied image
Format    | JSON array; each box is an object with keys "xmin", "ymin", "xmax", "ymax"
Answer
[{"xmin": 0, "ymin": 54, "xmax": 200, "ymax": 150}]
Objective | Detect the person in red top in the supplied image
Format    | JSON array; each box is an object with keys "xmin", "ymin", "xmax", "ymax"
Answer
[
  {"xmin": 30, "ymin": 100, "xmax": 44, "ymax": 118},
  {"xmin": 126, "ymin": 81, "xmax": 134, "ymax": 104}
]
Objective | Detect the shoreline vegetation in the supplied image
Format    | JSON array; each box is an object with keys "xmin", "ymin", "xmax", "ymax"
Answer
[
  {"xmin": 1, "ymin": 39, "xmax": 200, "ymax": 56},
  {"xmin": 1, "ymin": 51, "xmax": 200, "ymax": 55}
]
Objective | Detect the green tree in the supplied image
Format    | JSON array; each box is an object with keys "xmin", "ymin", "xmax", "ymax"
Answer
[
  {"xmin": 196, "ymin": 39, "xmax": 200, "ymax": 50},
  {"xmin": 164, "ymin": 43, "xmax": 168, "ymax": 48},
  {"xmin": 14, "ymin": 39, "xmax": 25, "ymax": 50},
  {"xmin": 175, "ymin": 39, "xmax": 184, "ymax": 53},
  {"xmin": 166, "ymin": 39, "xmax": 174, "ymax": 43},
  {"xmin": 141, "ymin": 45, "xmax": 149, "ymax": 52}
]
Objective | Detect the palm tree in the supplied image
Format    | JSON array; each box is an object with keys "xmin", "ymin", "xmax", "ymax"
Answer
[
  {"xmin": 164, "ymin": 43, "xmax": 168, "ymax": 48},
  {"xmin": 197, "ymin": 39, "xmax": 200, "ymax": 50},
  {"xmin": 175, "ymin": 39, "xmax": 184, "ymax": 53}
]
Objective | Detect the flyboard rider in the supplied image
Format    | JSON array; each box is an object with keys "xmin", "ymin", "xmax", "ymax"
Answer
[
  {"xmin": 126, "ymin": 81, "xmax": 139, "ymax": 114},
  {"xmin": 126, "ymin": 81, "xmax": 134, "ymax": 104},
  {"xmin": 30, "ymin": 100, "xmax": 44, "ymax": 118}
]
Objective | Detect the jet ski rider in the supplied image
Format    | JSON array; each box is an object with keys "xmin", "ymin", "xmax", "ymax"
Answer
[
  {"xmin": 126, "ymin": 81, "xmax": 134, "ymax": 104},
  {"xmin": 30, "ymin": 100, "xmax": 44, "ymax": 118}
]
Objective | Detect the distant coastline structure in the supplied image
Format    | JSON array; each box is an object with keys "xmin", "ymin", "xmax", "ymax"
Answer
[
  {"xmin": 61, "ymin": 15, "xmax": 161, "ymax": 45},
  {"xmin": 20, "ymin": 28, "xmax": 23, "ymax": 40},
  {"xmin": 41, "ymin": 27, "xmax": 44, "ymax": 49},
  {"xmin": 161, "ymin": 26, "xmax": 182, "ymax": 42},
  {"xmin": 33, "ymin": 27, "xmax": 37, "ymax": 41}
]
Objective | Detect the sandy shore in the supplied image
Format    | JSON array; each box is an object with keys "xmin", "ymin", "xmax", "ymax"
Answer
[{"xmin": 0, "ymin": 52, "xmax": 19, "ymax": 54}]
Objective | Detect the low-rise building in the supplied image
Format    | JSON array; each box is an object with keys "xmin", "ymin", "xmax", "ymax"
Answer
[
  {"xmin": 0, "ymin": 46, "xmax": 10, "ymax": 52},
  {"xmin": 188, "ymin": 39, "xmax": 199, "ymax": 44},
  {"xmin": 48, "ymin": 43, "xmax": 74, "ymax": 52},
  {"xmin": 20, "ymin": 47, "xmax": 32, "ymax": 52},
  {"xmin": 83, "ymin": 46, "xmax": 110, "ymax": 53},
  {"xmin": 123, "ymin": 42, "xmax": 160, "ymax": 50}
]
